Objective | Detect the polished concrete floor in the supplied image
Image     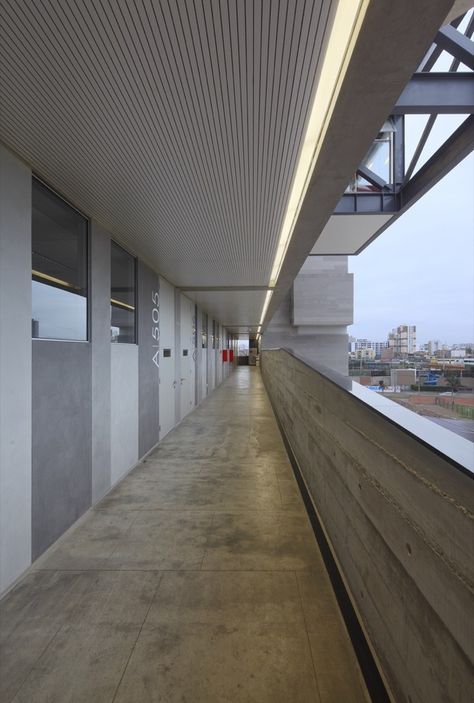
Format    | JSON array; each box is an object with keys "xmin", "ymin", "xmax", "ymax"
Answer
[{"xmin": 0, "ymin": 367, "xmax": 369, "ymax": 703}]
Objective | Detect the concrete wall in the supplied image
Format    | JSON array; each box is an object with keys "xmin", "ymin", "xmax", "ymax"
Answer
[
  {"xmin": 263, "ymin": 289, "xmax": 350, "ymax": 374},
  {"xmin": 32, "ymin": 341, "xmax": 92, "ymax": 559},
  {"xmin": 292, "ymin": 256, "xmax": 353, "ymax": 326},
  {"xmin": 263, "ymin": 256, "xmax": 352, "ymax": 375},
  {"xmin": 0, "ymin": 146, "xmax": 233, "ymax": 594},
  {"xmin": 0, "ymin": 146, "xmax": 32, "ymax": 593},
  {"xmin": 110, "ymin": 345, "xmax": 139, "ymax": 484},
  {"xmin": 261, "ymin": 349, "xmax": 474, "ymax": 703}
]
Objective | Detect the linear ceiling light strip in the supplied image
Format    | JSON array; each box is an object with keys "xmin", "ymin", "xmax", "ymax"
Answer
[
  {"xmin": 259, "ymin": 289, "xmax": 274, "ymax": 327},
  {"xmin": 266, "ymin": 0, "xmax": 370, "ymax": 296}
]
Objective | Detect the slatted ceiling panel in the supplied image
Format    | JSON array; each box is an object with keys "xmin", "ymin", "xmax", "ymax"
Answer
[
  {"xmin": 0, "ymin": 0, "xmax": 332, "ymax": 288},
  {"xmin": 184, "ymin": 290, "xmax": 268, "ymax": 331}
]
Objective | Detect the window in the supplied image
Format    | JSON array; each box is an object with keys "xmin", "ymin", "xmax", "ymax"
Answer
[
  {"xmin": 111, "ymin": 242, "xmax": 136, "ymax": 343},
  {"xmin": 32, "ymin": 179, "xmax": 88, "ymax": 341}
]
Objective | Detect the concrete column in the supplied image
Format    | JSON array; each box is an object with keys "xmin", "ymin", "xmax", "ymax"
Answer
[
  {"xmin": 90, "ymin": 222, "xmax": 111, "ymax": 502},
  {"xmin": 174, "ymin": 288, "xmax": 181, "ymax": 425},
  {"xmin": 0, "ymin": 146, "xmax": 32, "ymax": 593},
  {"xmin": 195, "ymin": 306, "xmax": 203, "ymax": 404},
  {"xmin": 263, "ymin": 256, "xmax": 353, "ymax": 375}
]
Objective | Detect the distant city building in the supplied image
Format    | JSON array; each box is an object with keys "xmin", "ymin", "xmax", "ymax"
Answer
[
  {"xmin": 381, "ymin": 346, "xmax": 395, "ymax": 362},
  {"xmin": 353, "ymin": 348, "xmax": 376, "ymax": 360},
  {"xmin": 387, "ymin": 324, "xmax": 416, "ymax": 356},
  {"xmin": 450, "ymin": 349, "xmax": 466, "ymax": 359},
  {"xmin": 426, "ymin": 340, "xmax": 440, "ymax": 355},
  {"xmin": 391, "ymin": 368, "xmax": 416, "ymax": 388},
  {"xmin": 349, "ymin": 338, "xmax": 387, "ymax": 357},
  {"xmin": 373, "ymin": 341, "xmax": 388, "ymax": 356}
]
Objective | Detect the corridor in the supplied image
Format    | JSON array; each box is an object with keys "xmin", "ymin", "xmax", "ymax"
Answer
[{"xmin": 0, "ymin": 368, "xmax": 369, "ymax": 703}]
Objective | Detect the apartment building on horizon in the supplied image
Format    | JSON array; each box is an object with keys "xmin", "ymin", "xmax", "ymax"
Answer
[{"xmin": 388, "ymin": 324, "xmax": 417, "ymax": 356}]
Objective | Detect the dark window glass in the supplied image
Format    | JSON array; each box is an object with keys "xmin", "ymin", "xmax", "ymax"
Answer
[
  {"xmin": 32, "ymin": 179, "xmax": 88, "ymax": 341},
  {"xmin": 111, "ymin": 242, "xmax": 136, "ymax": 343}
]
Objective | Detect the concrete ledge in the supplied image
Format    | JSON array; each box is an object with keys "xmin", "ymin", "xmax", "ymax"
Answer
[{"xmin": 261, "ymin": 349, "xmax": 474, "ymax": 703}]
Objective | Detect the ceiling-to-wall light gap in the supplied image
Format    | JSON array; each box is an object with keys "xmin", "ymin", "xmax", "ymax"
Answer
[{"xmin": 264, "ymin": 0, "xmax": 370, "ymax": 303}]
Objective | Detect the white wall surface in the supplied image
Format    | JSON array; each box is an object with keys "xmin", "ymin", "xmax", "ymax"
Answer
[
  {"xmin": 110, "ymin": 344, "xmax": 139, "ymax": 484},
  {"xmin": 0, "ymin": 146, "xmax": 32, "ymax": 594},
  {"xmin": 158, "ymin": 277, "xmax": 176, "ymax": 439},
  {"xmin": 201, "ymin": 348, "xmax": 208, "ymax": 400},
  {"xmin": 209, "ymin": 341, "xmax": 216, "ymax": 394}
]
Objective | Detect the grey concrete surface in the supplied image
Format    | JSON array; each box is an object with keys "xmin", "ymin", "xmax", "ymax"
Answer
[
  {"xmin": 263, "ymin": 263, "xmax": 350, "ymax": 375},
  {"xmin": 90, "ymin": 222, "xmax": 112, "ymax": 503},
  {"xmin": 110, "ymin": 344, "xmax": 139, "ymax": 484},
  {"xmin": 261, "ymin": 349, "xmax": 474, "ymax": 703},
  {"xmin": 0, "ymin": 145, "xmax": 32, "ymax": 593},
  {"xmin": 0, "ymin": 368, "xmax": 369, "ymax": 703},
  {"xmin": 32, "ymin": 340, "xmax": 92, "ymax": 561}
]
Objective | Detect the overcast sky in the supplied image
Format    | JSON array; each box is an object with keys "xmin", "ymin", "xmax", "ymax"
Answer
[{"xmin": 348, "ymin": 119, "xmax": 473, "ymax": 347}]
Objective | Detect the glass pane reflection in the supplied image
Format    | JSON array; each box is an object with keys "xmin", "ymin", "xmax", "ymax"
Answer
[
  {"xmin": 32, "ymin": 179, "xmax": 88, "ymax": 341},
  {"xmin": 111, "ymin": 242, "xmax": 136, "ymax": 343}
]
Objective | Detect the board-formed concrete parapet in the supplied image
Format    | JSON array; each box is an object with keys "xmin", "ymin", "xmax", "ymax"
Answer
[{"xmin": 261, "ymin": 348, "xmax": 474, "ymax": 703}]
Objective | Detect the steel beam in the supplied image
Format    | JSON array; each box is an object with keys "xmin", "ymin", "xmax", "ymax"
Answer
[
  {"xmin": 419, "ymin": 15, "xmax": 464, "ymax": 71},
  {"xmin": 449, "ymin": 13, "xmax": 474, "ymax": 71},
  {"xmin": 401, "ymin": 114, "xmax": 474, "ymax": 207},
  {"xmin": 403, "ymin": 114, "xmax": 437, "ymax": 184},
  {"xmin": 393, "ymin": 72, "xmax": 474, "ymax": 114},
  {"xmin": 354, "ymin": 115, "xmax": 474, "ymax": 252},
  {"xmin": 356, "ymin": 165, "xmax": 388, "ymax": 190},
  {"xmin": 434, "ymin": 24, "xmax": 474, "ymax": 70},
  {"xmin": 334, "ymin": 193, "xmax": 399, "ymax": 215}
]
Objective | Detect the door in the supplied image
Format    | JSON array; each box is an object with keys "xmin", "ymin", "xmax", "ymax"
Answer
[{"xmin": 158, "ymin": 277, "xmax": 176, "ymax": 439}]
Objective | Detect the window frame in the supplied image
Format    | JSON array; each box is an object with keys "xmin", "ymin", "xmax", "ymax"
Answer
[
  {"xmin": 110, "ymin": 239, "xmax": 137, "ymax": 345},
  {"xmin": 31, "ymin": 175, "xmax": 90, "ymax": 343}
]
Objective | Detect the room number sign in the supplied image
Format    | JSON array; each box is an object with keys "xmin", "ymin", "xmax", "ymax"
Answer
[{"xmin": 152, "ymin": 289, "xmax": 160, "ymax": 368}]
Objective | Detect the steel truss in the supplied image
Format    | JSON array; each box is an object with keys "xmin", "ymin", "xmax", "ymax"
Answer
[{"xmin": 334, "ymin": 10, "xmax": 474, "ymax": 252}]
